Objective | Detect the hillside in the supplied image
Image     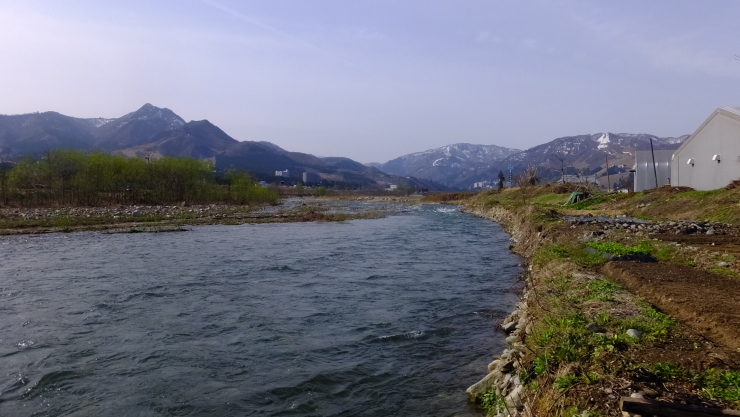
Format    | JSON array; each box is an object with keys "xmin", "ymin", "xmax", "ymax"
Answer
[
  {"xmin": 0, "ymin": 104, "xmax": 447, "ymax": 190},
  {"xmin": 119, "ymin": 120, "xmax": 239, "ymax": 160},
  {"xmin": 375, "ymin": 133, "xmax": 689, "ymax": 189},
  {"xmin": 0, "ymin": 111, "xmax": 103, "ymax": 155},
  {"xmin": 374, "ymin": 143, "xmax": 522, "ymax": 187}
]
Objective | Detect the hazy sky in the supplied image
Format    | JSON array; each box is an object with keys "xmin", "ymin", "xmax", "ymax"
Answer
[{"xmin": 1, "ymin": 1, "xmax": 739, "ymax": 163}]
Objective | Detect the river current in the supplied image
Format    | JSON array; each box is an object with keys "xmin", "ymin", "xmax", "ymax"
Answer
[{"xmin": 0, "ymin": 204, "xmax": 521, "ymax": 416}]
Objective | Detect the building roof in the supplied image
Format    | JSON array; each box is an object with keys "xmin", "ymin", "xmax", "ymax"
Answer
[{"xmin": 674, "ymin": 107, "xmax": 740, "ymax": 156}]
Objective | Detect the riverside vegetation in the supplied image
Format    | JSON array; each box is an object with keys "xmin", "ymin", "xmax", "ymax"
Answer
[
  {"xmin": 0, "ymin": 150, "xmax": 393, "ymax": 234},
  {"xmin": 424, "ymin": 185, "xmax": 740, "ymax": 416},
  {"xmin": 0, "ymin": 149, "xmax": 279, "ymax": 207}
]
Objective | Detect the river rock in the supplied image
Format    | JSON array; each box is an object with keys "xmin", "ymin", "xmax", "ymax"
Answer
[
  {"xmin": 717, "ymin": 262, "xmax": 730, "ymax": 267},
  {"xmin": 466, "ymin": 370, "xmax": 503, "ymax": 400},
  {"xmin": 502, "ymin": 321, "xmax": 517, "ymax": 333},
  {"xmin": 626, "ymin": 329, "xmax": 642, "ymax": 339},
  {"xmin": 505, "ymin": 384, "xmax": 525, "ymax": 409}
]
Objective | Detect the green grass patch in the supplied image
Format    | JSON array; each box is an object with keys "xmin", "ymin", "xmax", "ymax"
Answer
[
  {"xmin": 585, "ymin": 279, "xmax": 622, "ymax": 302},
  {"xmin": 534, "ymin": 243, "xmax": 608, "ymax": 269},
  {"xmin": 638, "ymin": 365, "xmax": 740, "ymax": 403},
  {"xmin": 568, "ymin": 193, "xmax": 621, "ymax": 210},
  {"xmin": 585, "ymin": 241, "xmax": 653, "ymax": 257},
  {"xmin": 702, "ymin": 370, "xmax": 740, "ymax": 402},
  {"xmin": 669, "ymin": 189, "xmax": 726, "ymax": 200}
]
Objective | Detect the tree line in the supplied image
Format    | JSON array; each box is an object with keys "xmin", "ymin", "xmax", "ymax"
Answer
[{"xmin": 0, "ymin": 150, "xmax": 278, "ymax": 207}]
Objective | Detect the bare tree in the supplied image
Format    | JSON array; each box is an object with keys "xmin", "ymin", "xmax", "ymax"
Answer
[
  {"xmin": 516, "ymin": 165, "xmax": 540, "ymax": 204},
  {"xmin": 549, "ymin": 142, "xmax": 572, "ymax": 183}
]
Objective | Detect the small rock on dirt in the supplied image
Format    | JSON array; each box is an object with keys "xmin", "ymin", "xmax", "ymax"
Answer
[{"xmin": 626, "ymin": 329, "xmax": 642, "ymax": 339}]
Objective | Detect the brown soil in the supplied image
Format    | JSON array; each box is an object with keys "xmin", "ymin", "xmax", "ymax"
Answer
[
  {"xmin": 603, "ymin": 262, "xmax": 740, "ymax": 352},
  {"xmin": 652, "ymin": 234, "xmax": 740, "ymax": 256}
]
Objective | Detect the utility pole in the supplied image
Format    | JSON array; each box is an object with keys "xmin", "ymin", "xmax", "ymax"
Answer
[
  {"xmin": 508, "ymin": 164, "xmax": 513, "ymax": 188},
  {"xmin": 605, "ymin": 154, "xmax": 611, "ymax": 192},
  {"xmin": 649, "ymin": 138, "xmax": 659, "ymax": 189}
]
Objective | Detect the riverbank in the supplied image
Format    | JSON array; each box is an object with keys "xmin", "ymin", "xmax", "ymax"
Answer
[
  {"xmin": 444, "ymin": 186, "xmax": 740, "ymax": 416},
  {"xmin": 0, "ymin": 197, "xmax": 414, "ymax": 235}
]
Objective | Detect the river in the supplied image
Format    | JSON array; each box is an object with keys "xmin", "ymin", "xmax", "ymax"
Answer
[{"xmin": 0, "ymin": 203, "xmax": 521, "ymax": 416}]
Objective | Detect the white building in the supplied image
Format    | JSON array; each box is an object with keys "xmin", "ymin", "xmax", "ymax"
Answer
[
  {"xmin": 671, "ymin": 107, "xmax": 740, "ymax": 190},
  {"xmin": 275, "ymin": 169, "xmax": 290, "ymax": 177},
  {"xmin": 634, "ymin": 150, "xmax": 672, "ymax": 192}
]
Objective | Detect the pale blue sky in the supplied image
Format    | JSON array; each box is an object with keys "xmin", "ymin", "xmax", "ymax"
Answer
[{"xmin": 1, "ymin": 0, "xmax": 738, "ymax": 162}]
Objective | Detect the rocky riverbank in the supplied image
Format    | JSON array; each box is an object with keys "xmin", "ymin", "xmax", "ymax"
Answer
[
  {"xmin": 0, "ymin": 198, "xmax": 404, "ymax": 235},
  {"xmin": 463, "ymin": 205, "xmax": 536, "ymax": 417}
]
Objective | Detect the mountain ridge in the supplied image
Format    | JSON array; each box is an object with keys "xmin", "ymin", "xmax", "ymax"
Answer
[{"xmin": 0, "ymin": 105, "xmax": 449, "ymax": 190}]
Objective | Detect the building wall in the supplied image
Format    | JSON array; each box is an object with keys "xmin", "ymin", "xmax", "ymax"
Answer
[
  {"xmin": 672, "ymin": 109, "xmax": 740, "ymax": 190},
  {"xmin": 634, "ymin": 150, "xmax": 672, "ymax": 192}
]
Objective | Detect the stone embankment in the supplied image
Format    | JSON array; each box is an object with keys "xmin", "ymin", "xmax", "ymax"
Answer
[
  {"xmin": 466, "ymin": 286, "xmax": 533, "ymax": 417},
  {"xmin": 463, "ymin": 206, "xmax": 535, "ymax": 417},
  {"xmin": 565, "ymin": 214, "xmax": 733, "ymax": 236}
]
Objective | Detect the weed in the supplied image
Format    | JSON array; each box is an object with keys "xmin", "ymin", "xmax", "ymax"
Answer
[
  {"xmin": 553, "ymin": 374, "xmax": 579, "ymax": 392},
  {"xmin": 534, "ymin": 353, "xmax": 555, "ymax": 376},
  {"xmin": 650, "ymin": 362, "xmax": 685, "ymax": 381},
  {"xmin": 585, "ymin": 279, "xmax": 622, "ymax": 302},
  {"xmin": 479, "ymin": 387, "xmax": 507, "ymax": 415},
  {"xmin": 701, "ymin": 370, "xmax": 740, "ymax": 402},
  {"xmin": 583, "ymin": 372, "xmax": 600, "ymax": 385}
]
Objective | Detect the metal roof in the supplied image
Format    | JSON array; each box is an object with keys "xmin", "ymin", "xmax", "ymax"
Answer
[{"xmin": 721, "ymin": 107, "xmax": 740, "ymax": 115}]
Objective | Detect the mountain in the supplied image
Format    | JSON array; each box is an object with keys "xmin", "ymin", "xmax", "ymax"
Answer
[
  {"xmin": 373, "ymin": 143, "xmax": 522, "ymax": 187},
  {"xmin": 0, "ymin": 104, "xmax": 448, "ymax": 190},
  {"xmin": 216, "ymin": 141, "xmax": 448, "ymax": 190},
  {"xmin": 94, "ymin": 103, "xmax": 186, "ymax": 150},
  {"xmin": 375, "ymin": 133, "xmax": 690, "ymax": 189},
  {"xmin": 119, "ymin": 120, "xmax": 238, "ymax": 160},
  {"xmin": 0, "ymin": 103, "xmax": 184, "ymax": 157},
  {"xmin": 0, "ymin": 111, "xmax": 105, "ymax": 155},
  {"xmin": 473, "ymin": 133, "xmax": 690, "ymax": 189}
]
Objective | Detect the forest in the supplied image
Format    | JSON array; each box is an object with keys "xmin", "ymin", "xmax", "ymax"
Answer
[{"xmin": 0, "ymin": 150, "xmax": 279, "ymax": 207}]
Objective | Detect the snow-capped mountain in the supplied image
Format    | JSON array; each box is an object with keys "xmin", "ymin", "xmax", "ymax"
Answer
[
  {"xmin": 375, "ymin": 133, "xmax": 689, "ymax": 189},
  {"xmin": 94, "ymin": 103, "xmax": 186, "ymax": 150},
  {"xmin": 473, "ymin": 132, "xmax": 690, "ymax": 188},
  {"xmin": 374, "ymin": 143, "xmax": 522, "ymax": 186}
]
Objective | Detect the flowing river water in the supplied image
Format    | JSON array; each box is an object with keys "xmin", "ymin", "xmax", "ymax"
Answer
[{"xmin": 0, "ymin": 204, "xmax": 521, "ymax": 416}]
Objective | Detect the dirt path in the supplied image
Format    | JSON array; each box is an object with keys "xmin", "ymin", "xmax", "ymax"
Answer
[{"xmin": 603, "ymin": 261, "xmax": 740, "ymax": 351}]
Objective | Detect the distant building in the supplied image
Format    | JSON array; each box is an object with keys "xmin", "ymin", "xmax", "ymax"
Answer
[
  {"xmin": 634, "ymin": 150, "xmax": 672, "ymax": 192},
  {"xmin": 671, "ymin": 107, "xmax": 740, "ymax": 190},
  {"xmin": 303, "ymin": 172, "xmax": 319, "ymax": 183},
  {"xmin": 275, "ymin": 169, "xmax": 290, "ymax": 177},
  {"xmin": 388, "ymin": 184, "xmax": 398, "ymax": 190}
]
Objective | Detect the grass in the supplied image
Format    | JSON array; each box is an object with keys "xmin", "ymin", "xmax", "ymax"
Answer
[
  {"xmin": 465, "ymin": 185, "xmax": 740, "ymax": 415},
  {"xmin": 585, "ymin": 241, "xmax": 653, "ymax": 257},
  {"xmin": 534, "ymin": 243, "xmax": 608, "ymax": 269},
  {"xmin": 567, "ymin": 193, "xmax": 622, "ymax": 210}
]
